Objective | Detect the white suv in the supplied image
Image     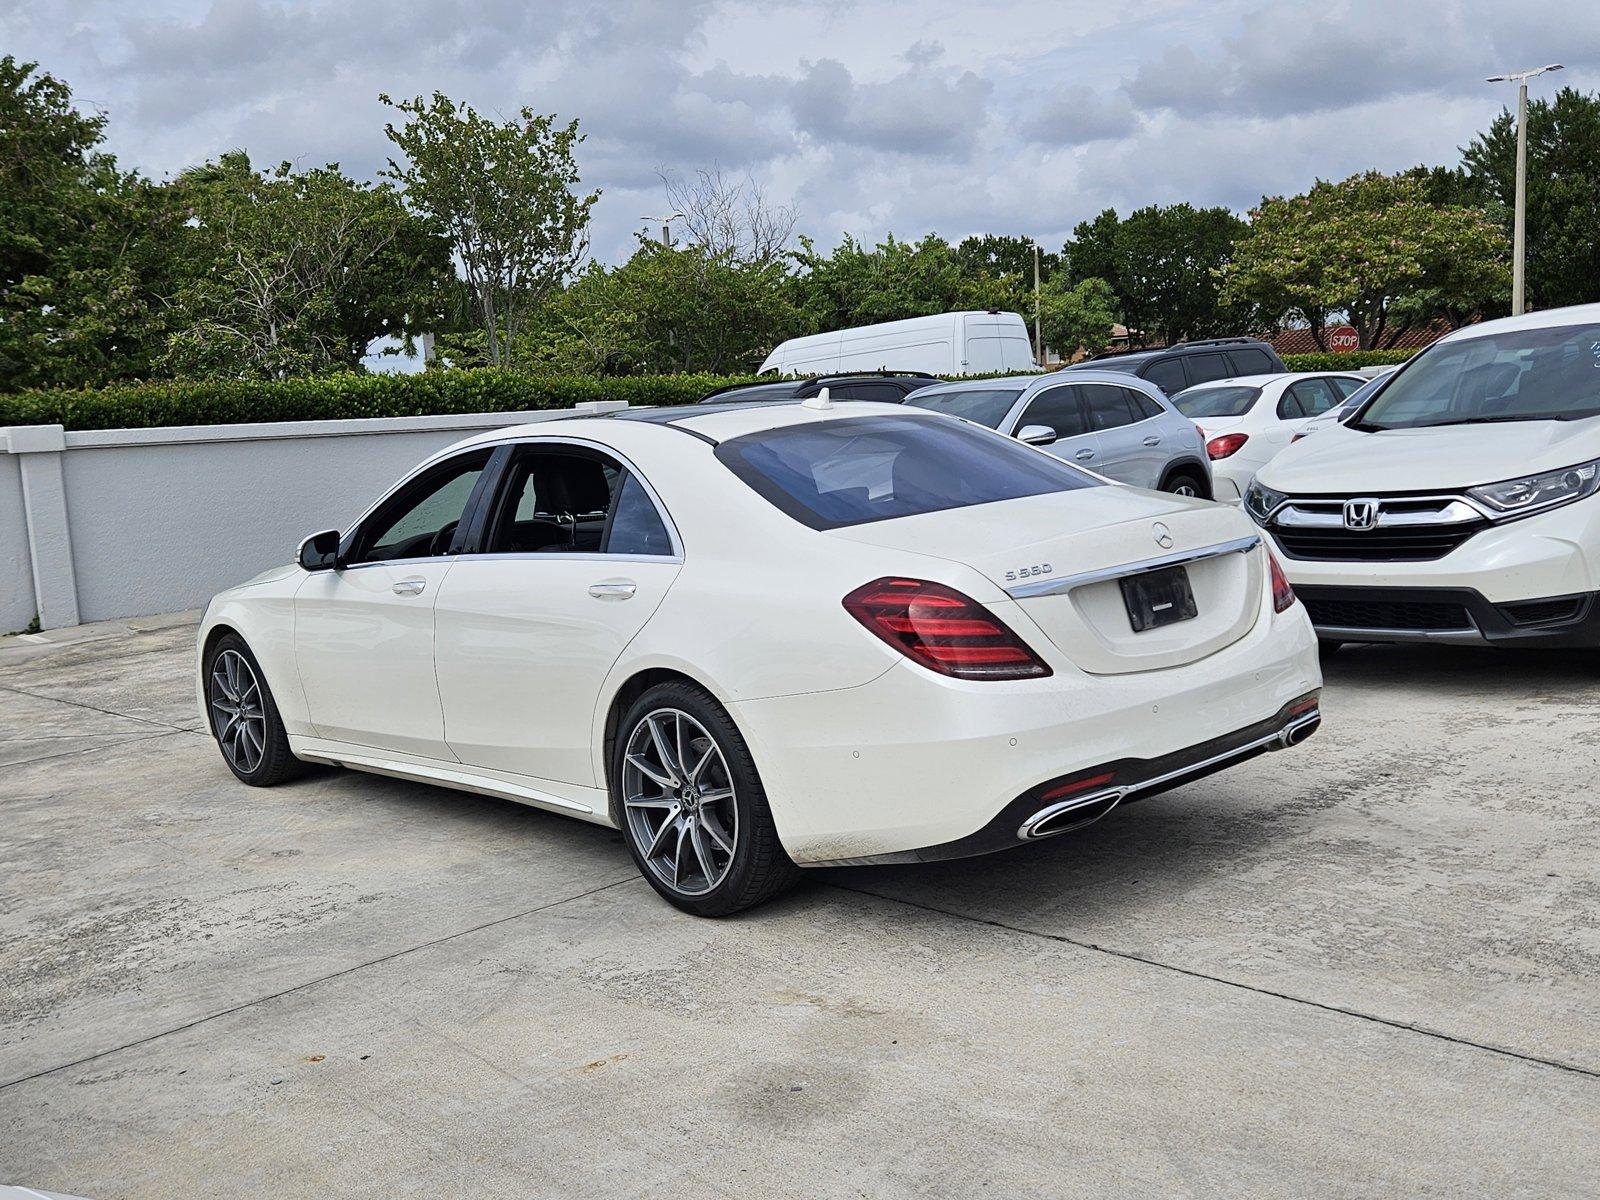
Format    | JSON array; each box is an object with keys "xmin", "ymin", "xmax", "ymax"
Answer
[{"xmin": 1245, "ymin": 304, "xmax": 1600, "ymax": 648}]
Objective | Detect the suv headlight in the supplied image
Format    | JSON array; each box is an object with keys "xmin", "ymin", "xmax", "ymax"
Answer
[
  {"xmin": 1244, "ymin": 479, "xmax": 1286, "ymax": 524},
  {"xmin": 1467, "ymin": 460, "xmax": 1600, "ymax": 516}
]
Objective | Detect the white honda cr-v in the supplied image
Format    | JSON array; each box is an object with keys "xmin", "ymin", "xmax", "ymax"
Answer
[{"xmin": 1245, "ymin": 304, "xmax": 1600, "ymax": 648}]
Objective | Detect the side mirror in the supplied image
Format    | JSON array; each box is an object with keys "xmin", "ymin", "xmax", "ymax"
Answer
[
  {"xmin": 1017, "ymin": 424, "xmax": 1058, "ymax": 447},
  {"xmin": 298, "ymin": 529, "xmax": 342, "ymax": 572}
]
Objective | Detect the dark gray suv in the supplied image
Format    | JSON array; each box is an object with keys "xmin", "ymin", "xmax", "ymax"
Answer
[{"xmin": 1062, "ymin": 338, "xmax": 1287, "ymax": 396}]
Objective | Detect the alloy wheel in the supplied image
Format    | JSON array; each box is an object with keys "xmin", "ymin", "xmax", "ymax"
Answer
[
  {"xmin": 209, "ymin": 649, "xmax": 267, "ymax": 774},
  {"xmin": 621, "ymin": 708, "xmax": 738, "ymax": 897},
  {"xmin": 1172, "ymin": 481, "xmax": 1199, "ymax": 497}
]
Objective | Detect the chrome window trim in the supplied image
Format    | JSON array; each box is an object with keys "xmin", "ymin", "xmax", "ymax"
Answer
[
  {"xmin": 337, "ymin": 433, "xmax": 684, "ymax": 567},
  {"xmin": 1005, "ymin": 534, "xmax": 1260, "ymax": 598}
]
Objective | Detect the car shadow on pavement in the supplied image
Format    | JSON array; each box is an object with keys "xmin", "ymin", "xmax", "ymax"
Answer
[{"xmin": 1318, "ymin": 640, "xmax": 1600, "ymax": 697}]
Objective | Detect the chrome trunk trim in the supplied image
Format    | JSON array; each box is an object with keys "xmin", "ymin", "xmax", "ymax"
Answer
[{"xmin": 1005, "ymin": 534, "xmax": 1260, "ymax": 599}]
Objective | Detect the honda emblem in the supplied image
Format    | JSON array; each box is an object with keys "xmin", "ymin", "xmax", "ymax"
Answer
[{"xmin": 1342, "ymin": 498, "xmax": 1379, "ymax": 530}]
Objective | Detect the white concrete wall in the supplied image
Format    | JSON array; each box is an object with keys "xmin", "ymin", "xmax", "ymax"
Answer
[{"xmin": 1, "ymin": 404, "xmax": 623, "ymax": 631}]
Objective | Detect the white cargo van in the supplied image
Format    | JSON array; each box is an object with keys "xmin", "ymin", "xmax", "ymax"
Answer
[{"xmin": 758, "ymin": 311, "xmax": 1036, "ymax": 376}]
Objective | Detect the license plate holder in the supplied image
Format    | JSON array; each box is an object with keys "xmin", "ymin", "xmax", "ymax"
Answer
[{"xmin": 1120, "ymin": 565, "xmax": 1199, "ymax": 632}]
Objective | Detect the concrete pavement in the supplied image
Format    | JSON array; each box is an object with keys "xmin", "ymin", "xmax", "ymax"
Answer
[{"xmin": 1, "ymin": 615, "xmax": 1597, "ymax": 1197}]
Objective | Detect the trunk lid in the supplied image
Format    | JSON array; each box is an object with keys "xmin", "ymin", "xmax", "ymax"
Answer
[{"xmin": 828, "ymin": 488, "xmax": 1266, "ymax": 675}]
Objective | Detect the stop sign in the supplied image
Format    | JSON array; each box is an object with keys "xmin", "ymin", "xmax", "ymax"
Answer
[{"xmin": 1326, "ymin": 325, "xmax": 1360, "ymax": 352}]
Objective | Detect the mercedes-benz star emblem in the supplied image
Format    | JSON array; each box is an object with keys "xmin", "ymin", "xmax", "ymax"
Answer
[{"xmin": 1151, "ymin": 521, "xmax": 1174, "ymax": 549}]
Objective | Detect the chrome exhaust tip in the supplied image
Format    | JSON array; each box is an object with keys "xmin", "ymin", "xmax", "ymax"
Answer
[
  {"xmin": 1018, "ymin": 788, "xmax": 1125, "ymax": 840},
  {"xmin": 1276, "ymin": 711, "xmax": 1320, "ymax": 749}
]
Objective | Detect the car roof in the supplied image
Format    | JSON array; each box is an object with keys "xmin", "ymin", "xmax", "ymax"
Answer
[
  {"xmin": 607, "ymin": 398, "xmax": 921, "ymax": 443},
  {"xmin": 1434, "ymin": 301, "xmax": 1600, "ymax": 346}
]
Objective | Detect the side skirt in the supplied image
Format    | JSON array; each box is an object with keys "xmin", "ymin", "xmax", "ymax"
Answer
[{"xmin": 288, "ymin": 736, "xmax": 615, "ymax": 827}]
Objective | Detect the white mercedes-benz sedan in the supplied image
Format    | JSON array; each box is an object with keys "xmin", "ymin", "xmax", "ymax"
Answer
[{"xmin": 198, "ymin": 399, "xmax": 1323, "ymax": 915}]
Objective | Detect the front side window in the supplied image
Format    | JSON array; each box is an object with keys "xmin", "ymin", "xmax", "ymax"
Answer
[
  {"xmin": 353, "ymin": 450, "xmax": 491, "ymax": 564},
  {"xmin": 715, "ymin": 415, "xmax": 1101, "ymax": 531},
  {"xmin": 903, "ymin": 386, "xmax": 1026, "ymax": 429},
  {"xmin": 1174, "ymin": 385, "xmax": 1261, "ymax": 419},
  {"xmin": 1020, "ymin": 386, "xmax": 1090, "ymax": 437},
  {"xmin": 484, "ymin": 448, "xmax": 671, "ymax": 555},
  {"xmin": 1356, "ymin": 322, "xmax": 1600, "ymax": 430}
]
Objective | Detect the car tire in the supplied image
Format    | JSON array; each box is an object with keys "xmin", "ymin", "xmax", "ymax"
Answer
[
  {"xmin": 204, "ymin": 632, "xmax": 305, "ymax": 787},
  {"xmin": 1162, "ymin": 470, "xmax": 1206, "ymax": 498},
  {"xmin": 613, "ymin": 680, "xmax": 800, "ymax": 916}
]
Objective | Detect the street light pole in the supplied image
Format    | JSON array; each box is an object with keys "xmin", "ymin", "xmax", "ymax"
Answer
[
  {"xmin": 1033, "ymin": 243, "xmax": 1043, "ymax": 364},
  {"xmin": 1486, "ymin": 63, "xmax": 1562, "ymax": 316},
  {"xmin": 639, "ymin": 211, "xmax": 686, "ymax": 248}
]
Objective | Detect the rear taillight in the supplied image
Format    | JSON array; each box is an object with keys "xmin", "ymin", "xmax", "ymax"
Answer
[
  {"xmin": 1207, "ymin": 432, "xmax": 1249, "ymax": 459},
  {"xmin": 843, "ymin": 577, "xmax": 1052, "ymax": 680},
  {"xmin": 1268, "ymin": 551, "xmax": 1295, "ymax": 612}
]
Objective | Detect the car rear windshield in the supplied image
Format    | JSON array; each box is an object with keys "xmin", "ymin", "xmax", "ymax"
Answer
[
  {"xmin": 901, "ymin": 387, "xmax": 1024, "ymax": 429},
  {"xmin": 699, "ymin": 382, "xmax": 801, "ymax": 404},
  {"xmin": 1172, "ymin": 385, "xmax": 1260, "ymax": 418},
  {"xmin": 1354, "ymin": 322, "xmax": 1600, "ymax": 430},
  {"xmin": 714, "ymin": 415, "xmax": 1101, "ymax": 530}
]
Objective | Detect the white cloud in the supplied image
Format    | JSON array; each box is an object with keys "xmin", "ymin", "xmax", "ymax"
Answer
[{"xmin": 1, "ymin": 0, "xmax": 1589, "ymax": 260}]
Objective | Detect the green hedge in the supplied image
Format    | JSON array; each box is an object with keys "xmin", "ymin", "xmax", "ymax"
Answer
[
  {"xmin": 0, "ymin": 370, "xmax": 763, "ymax": 432},
  {"xmin": 1281, "ymin": 349, "xmax": 1415, "ymax": 372},
  {"xmin": 0, "ymin": 351, "xmax": 1422, "ymax": 432}
]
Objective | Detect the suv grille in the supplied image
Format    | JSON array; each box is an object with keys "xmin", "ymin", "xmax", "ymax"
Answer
[
  {"xmin": 1272, "ymin": 522, "xmax": 1484, "ymax": 562},
  {"xmin": 1302, "ymin": 595, "xmax": 1474, "ymax": 632}
]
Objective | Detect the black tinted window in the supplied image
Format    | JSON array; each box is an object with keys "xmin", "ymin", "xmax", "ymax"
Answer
[
  {"xmin": 1143, "ymin": 358, "xmax": 1188, "ymax": 394},
  {"xmin": 716, "ymin": 415, "xmax": 1100, "ymax": 531},
  {"xmin": 1186, "ymin": 353, "xmax": 1232, "ymax": 385},
  {"xmin": 1125, "ymin": 387, "xmax": 1165, "ymax": 420},
  {"xmin": 1083, "ymin": 384, "xmax": 1137, "ymax": 430},
  {"xmin": 831, "ymin": 382, "xmax": 910, "ymax": 403},
  {"xmin": 607, "ymin": 473, "xmax": 673, "ymax": 555},
  {"xmin": 1227, "ymin": 347, "xmax": 1276, "ymax": 375},
  {"xmin": 355, "ymin": 450, "xmax": 490, "ymax": 564},
  {"xmin": 1021, "ymin": 386, "xmax": 1089, "ymax": 437}
]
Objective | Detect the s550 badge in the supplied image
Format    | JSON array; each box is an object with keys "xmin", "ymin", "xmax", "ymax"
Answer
[{"xmin": 1004, "ymin": 564, "xmax": 1053, "ymax": 582}]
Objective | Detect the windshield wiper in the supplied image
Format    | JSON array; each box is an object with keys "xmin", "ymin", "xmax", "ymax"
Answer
[{"xmin": 1411, "ymin": 415, "xmax": 1569, "ymax": 428}]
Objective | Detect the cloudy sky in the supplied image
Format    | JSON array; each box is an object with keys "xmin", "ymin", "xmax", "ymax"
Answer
[{"xmin": 5, "ymin": 0, "xmax": 1593, "ymax": 264}]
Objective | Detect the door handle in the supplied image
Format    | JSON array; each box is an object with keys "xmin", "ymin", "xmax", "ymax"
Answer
[
  {"xmin": 1143, "ymin": 435, "xmax": 1162, "ymax": 446},
  {"xmin": 392, "ymin": 577, "xmax": 426, "ymax": 596},
  {"xmin": 1074, "ymin": 448, "xmax": 1096, "ymax": 461},
  {"xmin": 588, "ymin": 579, "xmax": 637, "ymax": 601}
]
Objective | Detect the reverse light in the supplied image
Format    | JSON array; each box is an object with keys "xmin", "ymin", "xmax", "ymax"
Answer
[
  {"xmin": 1268, "ymin": 551, "xmax": 1296, "ymax": 613},
  {"xmin": 843, "ymin": 577, "xmax": 1052, "ymax": 680},
  {"xmin": 1207, "ymin": 432, "xmax": 1249, "ymax": 459}
]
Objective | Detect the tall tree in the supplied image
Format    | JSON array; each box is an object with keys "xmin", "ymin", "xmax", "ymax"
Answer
[
  {"xmin": 660, "ymin": 167, "xmax": 797, "ymax": 269},
  {"xmin": 1064, "ymin": 204, "xmax": 1253, "ymax": 347},
  {"xmin": 789, "ymin": 233, "xmax": 969, "ymax": 331},
  {"xmin": 381, "ymin": 91, "xmax": 598, "ymax": 368},
  {"xmin": 1222, "ymin": 171, "xmax": 1510, "ymax": 349},
  {"xmin": 164, "ymin": 153, "xmax": 450, "ymax": 379},
  {"xmin": 0, "ymin": 56, "xmax": 182, "ymax": 388},
  {"xmin": 1461, "ymin": 87, "xmax": 1600, "ymax": 310},
  {"xmin": 1038, "ymin": 276, "xmax": 1118, "ymax": 361}
]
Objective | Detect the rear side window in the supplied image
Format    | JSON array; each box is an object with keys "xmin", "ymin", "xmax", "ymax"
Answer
[
  {"xmin": 1143, "ymin": 358, "xmax": 1188, "ymax": 394},
  {"xmin": 1330, "ymin": 376, "xmax": 1365, "ymax": 398},
  {"xmin": 715, "ymin": 415, "xmax": 1101, "ymax": 531},
  {"xmin": 1124, "ymin": 387, "xmax": 1165, "ymax": 420},
  {"xmin": 1185, "ymin": 354, "xmax": 1232, "ymax": 385},
  {"xmin": 1227, "ymin": 347, "xmax": 1277, "ymax": 375},
  {"xmin": 1280, "ymin": 378, "xmax": 1341, "ymax": 419},
  {"xmin": 1083, "ymin": 384, "xmax": 1138, "ymax": 430}
]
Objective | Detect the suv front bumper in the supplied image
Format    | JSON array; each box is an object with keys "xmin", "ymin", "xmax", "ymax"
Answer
[{"xmin": 1297, "ymin": 584, "xmax": 1600, "ymax": 647}]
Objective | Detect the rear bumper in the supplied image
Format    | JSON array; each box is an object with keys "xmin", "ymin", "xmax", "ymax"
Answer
[
  {"xmin": 1298, "ymin": 584, "xmax": 1600, "ymax": 647},
  {"xmin": 732, "ymin": 604, "xmax": 1321, "ymax": 864},
  {"xmin": 839, "ymin": 693, "xmax": 1321, "ymax": 865}
]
